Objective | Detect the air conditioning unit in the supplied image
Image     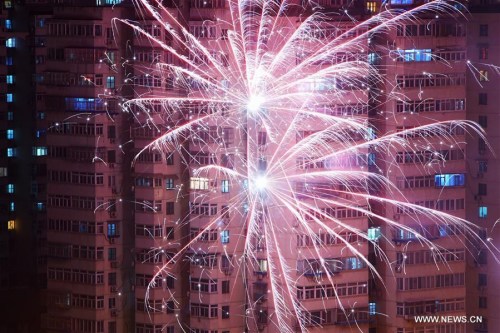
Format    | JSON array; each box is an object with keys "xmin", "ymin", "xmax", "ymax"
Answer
[
  {"xmin": 110, "ymin": 286, "xmax": 117, "ymax": 293},
  {"xmin": 111, "ymin": 310, "xmax": 117, "ymax": 317},
  {"xmin": 109, "ymin": 238, "xmax": 115, "ymax": 244},
  {"xmin": 110, "ymin": 261, "xmax": 118, "ymax": 269}
]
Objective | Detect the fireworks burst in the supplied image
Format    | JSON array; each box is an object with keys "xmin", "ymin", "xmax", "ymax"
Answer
[{"xmin": 116, "ymin": 1, "xmax": 497, "ymax": 332}]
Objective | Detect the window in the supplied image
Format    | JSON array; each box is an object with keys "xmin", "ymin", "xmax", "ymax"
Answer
[
  {"xmin": 478, "ymin": 160, "xmax": 488, "ymax": 173},
  {"xmin": 107, "ymin": 222, "xmax": 117, "ymax": 237},
  {"xmin": 5, "ymin": 19, "xmax": 12, "ymax": 30},
  {"xmin": 5, "ymin": 57, "xmax": 12, "ymax": 66},
  {"xmin": 479, "ymin": 46, "xmax": 488, "ymax": 60},
  {"xmin": 6, "ymin": 93, "xmax": 13, "ymax": 103},
  {"xmin": 106, "ymin": 76, "xmax": 115, "ymax": 89},
  {"xmin": 222, "ymin": 280, "xmax": 230, "ymax": 294},
  {"xmin": 479, "ymin": 297, "xmax": 488, "ymax": 309},
  {"xmin": 366, "ymin": 1, "xmax": 377, "ymax": 12},
  {"xmin": 396, "ymin": 49, "xmax": 432, "ymax": 62},
  {"xmin": 478, "ymin": 116, "xmax": 487, "ymax": 128},
  {"xmin": 7, "ymin": 220, "xmax": 15, "ymax": 230},
  {"xmin": 165, "ymin": 178, "xmax": 175, "ymax": 189},
  {"xmin": 6, "ymin": 184, "xmax": 14, "ymax": 193},
  {"xmin": 5, "ymin": 37, "xmax": 16, "ymax": 48},
  {"xmin": 6, "ymin": 75, "xmax": 14, "ymax": 84},
  {"xmin": 434, "ymin": 174, "xmax": 465, "ymax": 187},
  {"xmin": 6, "ymin": 129, "xmax": 13, "ymax": 139},
  {"xmin": 7, "ymin": 148, "xmax": 16, "ymax": 157},
  {"xmin": 479, "ymin": 24, "xmax": 488, "ymax": 37},
  {"xmin": 478, "ymin": 273, "xmax": 487, "ymax": 287},
  {"xmin": 191, "ymin": 177, "xmax": 209, "ymax": 190},
  {"xmin": 108, "ymin": 272, "xmax": 117, "ymax": 285},
  {"xmin": 369, "ymin": 302, "xmax": 376, "ymax": 315},
  {"xmin": 478, "ymin": 183, "xmax": 487, "ymax": 196},
  {"xmin": 479, "ymin": 206, "xmax": 488, "ymax": 218},
  {"xmin": 108, "ymin": 248, "xmax": 116, "ymax": 260},
  {"xmin": 9, "ymin": 202, "xmax": 14, "ymax": 212},
  {"xmin": 222, "ymin": 305, "xmax": 230, "ymax": 319},
  {"xmin": 367, "ymin": 228, "xmax": 381, "ymax": 241},
  {"xmin": 479, "ymin": 70, "xmax": 489, "ymax": 82},
  {"xmin": 166, "ymin": 202, "xmax": 174, "ymax": 215},
  {"xmin": 221, "ymin": 180, "xmax": 229, "ymax": 193},
  {"xmin": 257, "ymin": 259, "xmax": 268, "ymax": 273},
  {"xmin": 220, "ymin": 230, "xmax": 229, "ymax": 244},
  {"xmin": 33, "ymin": 146, "xmax": 48, "ymax": 156}
]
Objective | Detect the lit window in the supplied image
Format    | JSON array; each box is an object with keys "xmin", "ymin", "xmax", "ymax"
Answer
[
  {"xmin": 257, "ymin": 259, "xmax": 268, "ymax": 272},
  {"xmin": 390, "ymin": 0, "xmax": 413, "ymax": 4},
  {"xmin": 368, "ymin": 153, "xmax": 376, "ymax": 166},
  {"xmin": 369, "ymin": 302, "xmax": 376, "ymax": 315},
  {"xmin": 36, "ymin": 202, "xmax": 45, "ymax": 211},
  {"xmin": 9, "ymin": 202, "xmax": 14, "ymax": 212},
  {"xmin": 6, "ymin": 129, "xmax": 14, "ymax": 139},
  {"xmin": 7, "ymin": 148, "xmax": 16, "ymax": 157},
  {"xmin": 366, "ymin": 1, "xmax": 377, "ymax": 12},
  {"xmin": 5, "ymin": 37, "xmax": 15, "ymax": 48},
  {"xmin": 0, "ymin": 168, "xmax": 7, "ymax": 176},
  {"xmin": 6, "ymin": 75, "xmax": 14, "ymax": 84},
  {"xmin": 367, "ymin": 227, "xmax": 381, "ymax": 241},
  {"xmin": 7, "ymin": 112, "xmax": 13, "ymax": 121},
  {"xmin": 6, "ymin": 184, "xmax": 14, "ymax": 193},
  {"xmin": 4, "ymin": 1, "xmax": 12, "ymax": 8},
  {"xmin": 5, "ymin": 19, "xmax": 12, "ymax": 30},
  {"xmin": 479, "ymin": 206, "xmax": 488, "ymax": 218},
  {"xmin": 434, "ymin": 174, "xmax": 465, "ymax": 187},
  {"xmin": 108, "ymin": 222, "xmax": 117, "ymax": 237},
  {"xmin": 396, "ymin": 49, "xmax": 432, "ymax": 62},
  {"xmin": 6, "ymin": 93, "xmax": 13, "ymax": 103},
  {"xmin": 221, "ymin": 180, "xmax": 229, "ymax": 193},
  {"xmin": 7, "ymin": 220, "xmax": 15, "ymax": 230},
  {"xmin": 106, "ymin": 76, "xmax": 115, "ymax": 89},
  {"xmin": 479, "ymin": 70, "xmax": 488, "ymax": 82},
  {"xmin": 221, "ymin": 230, "xmax": 229, "ymax": 244},
  {"xmin": 5, "ymin": 57, "xmax": 13, "ymax": 66},
  {"xmin": 190, "ymin": 177, "xmax": 209, "ymax": 190},
  {"xmin": 33, "ymin": 146, "xmax": 47, "ymax": 156}
]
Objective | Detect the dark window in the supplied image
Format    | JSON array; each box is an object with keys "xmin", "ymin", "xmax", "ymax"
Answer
[
  {"xmin": 166, "ymin": 202, "xmax": 174, "ymax": 215},
  {"xmin": 109, "ymin": 297, "xmax": 116, "ymax": 309},
  {"xmin": 479, "ymin": 296, "xmax": 488, "ymax": 308},
  {"xmin": 479, "ymin": 273, "xmax": 487, "ymax": 287},
  {"xmin": 479, "ymin": 46, "xmax": 489, "ymax": 60},
  {"xmin": 166, "ymin": 153, "xmax": 174, "ymax": 165},
  {"xmin": 108, "ymin": 125, "xmax": 116, "ymax": 138},
  {"xmin": 478, "ymin": 115, "xmax": 487, "ymax": 128},
  {"xmin": 108, "ymin": 322, "xmax": 116, "ymax": 333},
  {"xmin": 479, "ymin": 24, "xmax": 488, "ymax": 37},
  {"xmin": 166, "ymin": 276, "xmax": 175, "ymax": 289},
  {"xmin": 108, "ymin": 150, "xmax": 116, "ymax": 163},
  {"xmin": 108, "ymin": 248, "xmax": 116, "ymax": 260},
  {"xmin": 222, "ymin": 305, "xmax": 230, "ymax": 319},
  {"xmin": 478, "ymin": 183, "xmax": 487, "ymax": 195},
  {"xmin": 222, "ymin": 280, "xmax": 230, "ymax": 294},
  {"xmin": 108, "ymin": 272, "xmax": 117, "ymax": 285},
  {"xmin": 479, "ymin": 93, "xmax": 488, "ymax": 105},
  {"xmin": 166, "ymin": 301, "xmax": 175, "ymax": 314}
]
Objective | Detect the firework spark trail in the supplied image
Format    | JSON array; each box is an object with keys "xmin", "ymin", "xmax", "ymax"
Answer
[{"xmin": 115, "ymin": 0, "xmax": 500, "ymax": 331}]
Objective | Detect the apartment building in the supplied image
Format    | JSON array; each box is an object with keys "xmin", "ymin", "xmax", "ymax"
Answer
[{"xmin": 1, "ymin": 0, "xmax": 499, "ymax": 333}]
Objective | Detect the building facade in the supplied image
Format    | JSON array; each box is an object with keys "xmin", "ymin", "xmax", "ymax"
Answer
[{"xmin": 1, "ymin": 1, "xmax": 499, "ymax": 333}]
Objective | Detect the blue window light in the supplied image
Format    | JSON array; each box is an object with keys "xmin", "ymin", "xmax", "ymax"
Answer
[{"xmin": 434, "ymin": 174, "xmax": 465, "ymax": 187}]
